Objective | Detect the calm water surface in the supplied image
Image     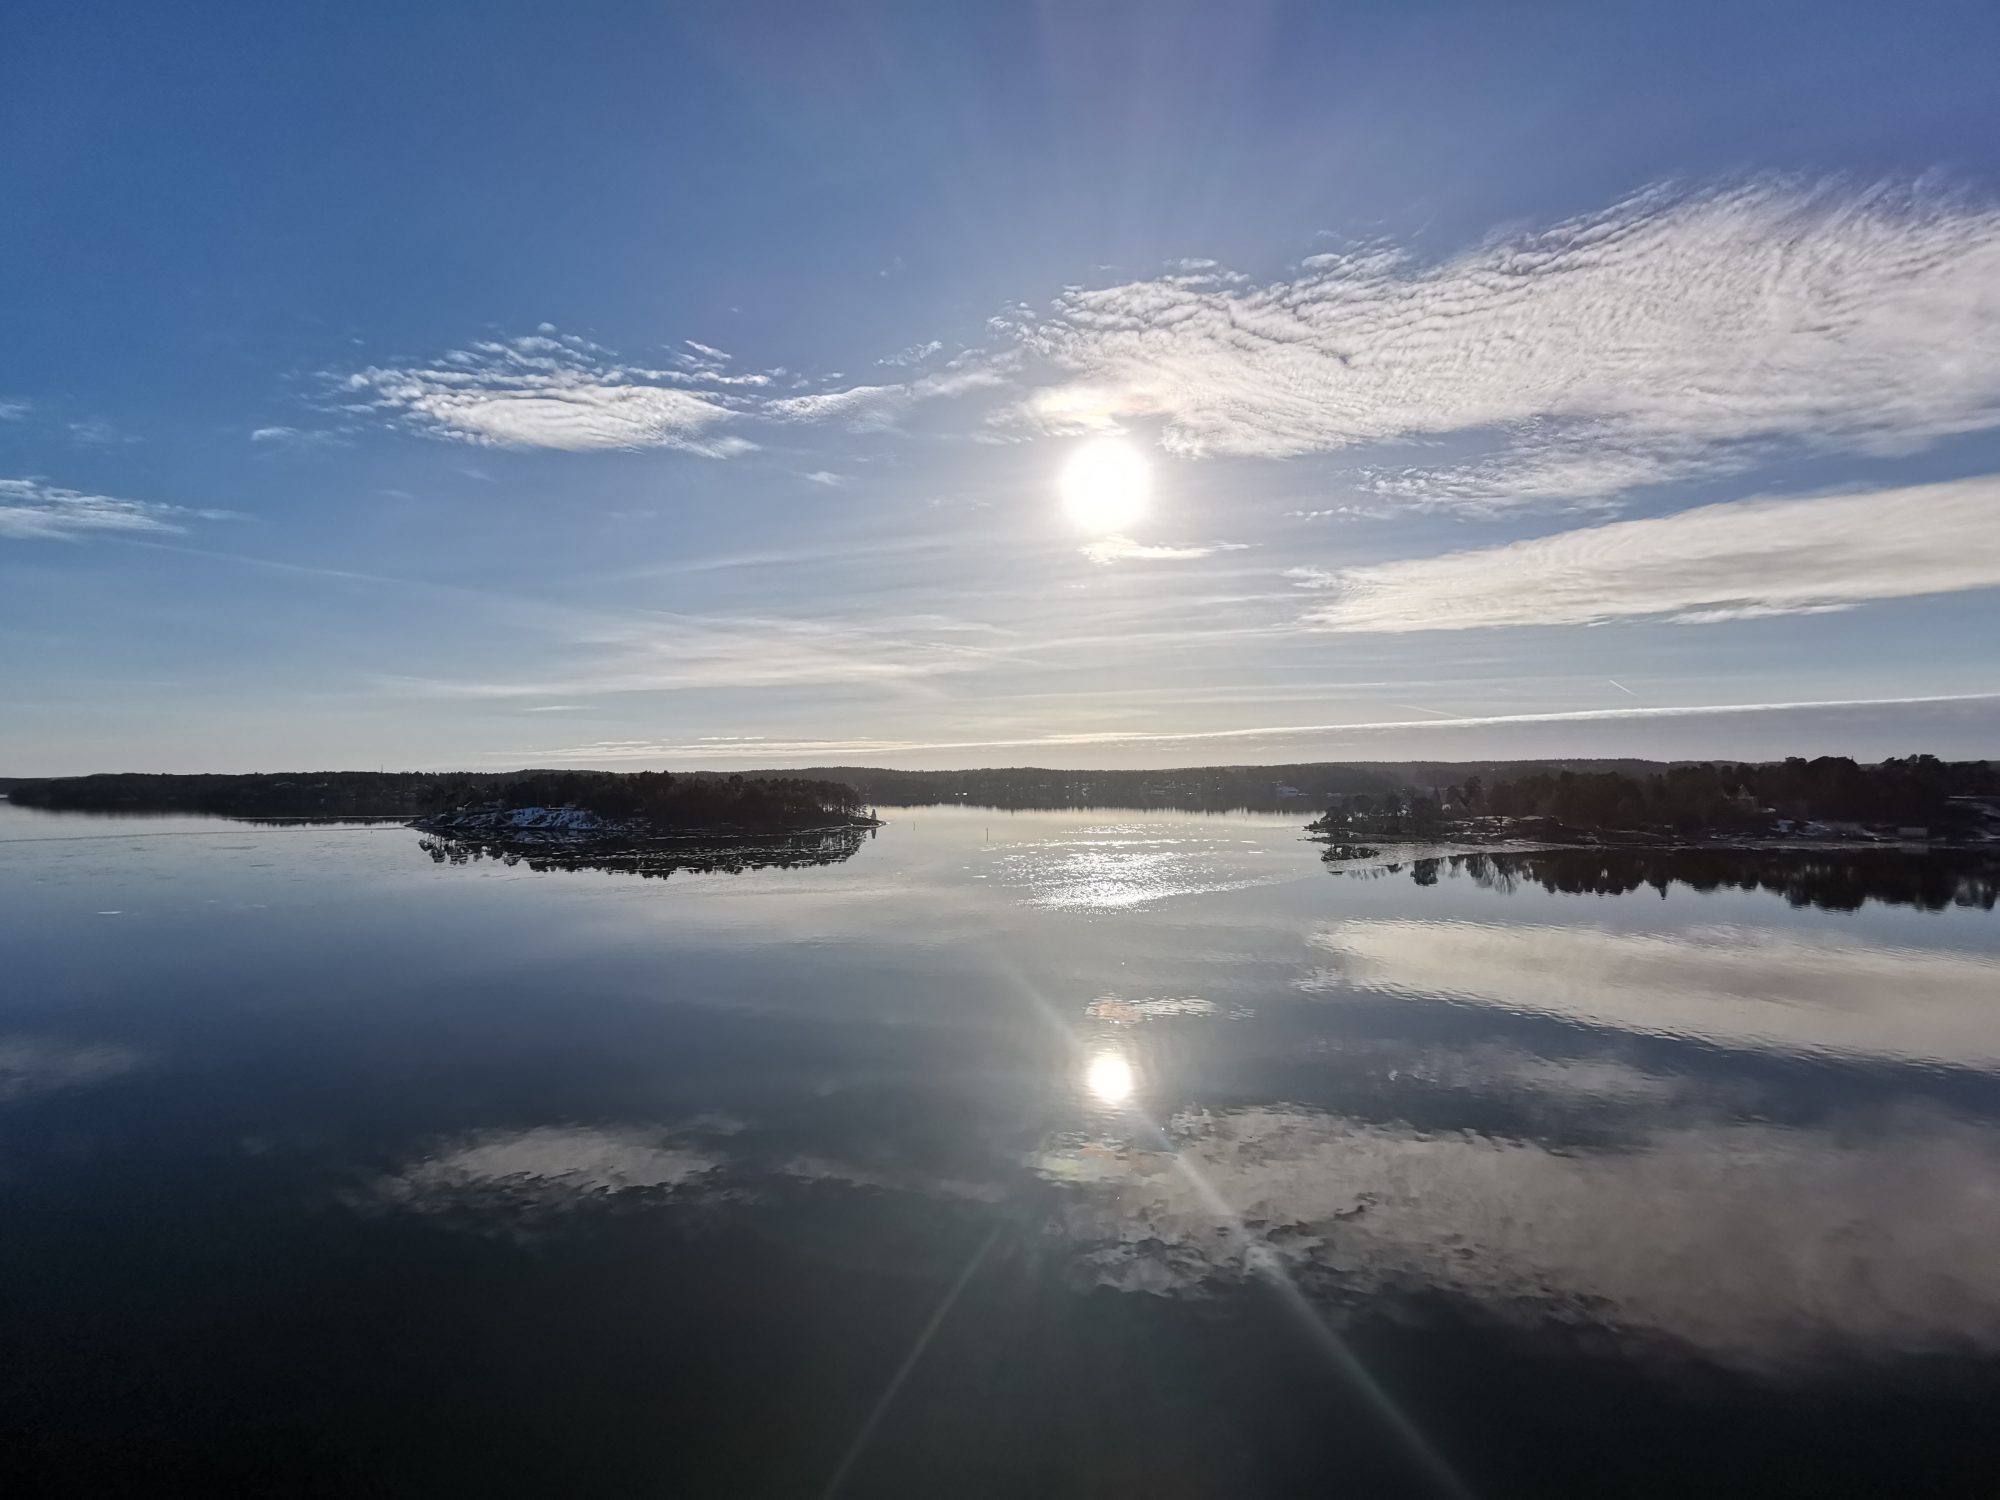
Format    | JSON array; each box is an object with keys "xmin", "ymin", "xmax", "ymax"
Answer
[{"xmin": 4, "ymin": 800, "xmax": 1999, "ymax": 1496}]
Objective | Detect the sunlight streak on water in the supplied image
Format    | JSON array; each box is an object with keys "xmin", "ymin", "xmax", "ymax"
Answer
[{"xmin": 991, "ymin": 825, "xmax": 1300, "ymax": 910}]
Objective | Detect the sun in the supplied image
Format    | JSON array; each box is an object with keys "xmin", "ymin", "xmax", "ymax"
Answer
[{"xmin": 1058, "ymin": 438, "xmax": 1152, "ymax": 534}]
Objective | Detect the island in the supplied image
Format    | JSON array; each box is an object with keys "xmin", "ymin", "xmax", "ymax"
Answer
[
  {"xmin": 410, "ymin": 770, "xmax": 878, "ymax": 847},
  {"xmin": 7, "ymin": 768, "xmax": 878, "ymax": 844}
]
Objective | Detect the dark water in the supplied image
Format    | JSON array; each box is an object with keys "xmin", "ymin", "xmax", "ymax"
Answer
[{"xmin": 4, "ymin": 801, "xmax": 1999, "ymax": 1497}]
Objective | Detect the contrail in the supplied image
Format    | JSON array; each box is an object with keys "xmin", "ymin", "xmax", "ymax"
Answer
[{"xmin": 1607, "ymin": 679, "xmax": 1638, "ymax": 696}]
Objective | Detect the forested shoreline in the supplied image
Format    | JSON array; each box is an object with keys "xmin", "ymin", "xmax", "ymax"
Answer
[
  {"xmin": 12, "ymin": 756, "xmax": 2000, "ymax": 844},
  {"xmin": 0, "ymin": 757, "xmax": 1692, "ymax": 817},
  {"xmin": 1311, "ymin": 755, "xmax": 2000, "ymax": 843},
  {"xmin": 8, "ymin": 769, "xmax": 872, "ymax": 834}
]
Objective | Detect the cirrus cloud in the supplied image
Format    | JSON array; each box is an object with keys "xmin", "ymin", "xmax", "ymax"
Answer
[
  {"xmin": 1015, "ymin": 180, "xmax": 2000, "ymax": 505},
  {"xmin": 0, "ymin": 478, "xmax": 229, "ymax": 542}
]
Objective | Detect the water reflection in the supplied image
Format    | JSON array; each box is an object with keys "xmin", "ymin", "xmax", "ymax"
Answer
[
  {"xmin": 1307, "ymin": 918, "xmax": 2000, "ymax": 1068},
  {"xmin": 363, "ymin": 1125, "xmax": 722, "ymax": 1222},
  {"xmin": 10, "ymin": 801, "xmax": 2000, "ymax": 1491},
  {"xmin": 0, "ymin": 1034, "xmax": 146, "ymax": 1103},
  {"xmin": 992, "ymin": 825, "xmax": 1292, "ymax": 910},
  {"xmin": 416, "ymin": 826, "xmax": 867, "ymax": 879},
  {"xmin": 1343, "ymin": 847, "xmax": 2000, "ymax": 913},
  {"xmin": 1085, "ymin": 1051, "xmax": 1135, "ymax": 1105},
  {"xmin": 1031, "ymin": 1097, "xmax": 2000, "ymax": 1369},
  {"xmin": 1085, "ymin": 994, "xmax": 1242, "ymax": 1023}
]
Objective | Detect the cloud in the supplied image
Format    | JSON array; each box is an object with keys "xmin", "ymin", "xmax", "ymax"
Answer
[
  {"xmin": 764, "ymin": 361, "xmax": 1005, "ymax": 431},
  {"xmin": 801, "ymin": 470, "xmax": 849, "ymax": 488},
  {"xmin": 340, "ymin": 332, "xmax": 753, "ymax": 454},
  {"xmin": 0, "ymin": 400, "xmax": 29, "ymax": 421},
  {"xmin": 763, "ymin": 383, "xmax": 906, "ymax": 425},
  {"xmin": 1299, "ymin": 475, "xmax": 2000, "ymax": 631},
  {"xmin": 339, "ymin": 329, "xmax": 1001, "ymax": 451},
  {"xmin": 65, "ymin": 418, "xmax": 134, "ymax": 448},
  {"xmin": 878, "ymin": 339, "xmax": 944, "ymax": 367},
  {"xmin": 1015, "ymin": 180, "xmax": 2000, "ymax": 503},
  {"xmin": 250, "ymin": 425, "xmax": 346, "ymax": 448},
  {"xmin": 0, "ymin": 478, "xmax": 219, "ymax": 542},
  {"xmin": 1355, "ymin": 431, "xmax": 1742, "ymax": 513},
  {"xmin": 1079, "ymin": 535, "xmax": 1247, "ymax": 564}
]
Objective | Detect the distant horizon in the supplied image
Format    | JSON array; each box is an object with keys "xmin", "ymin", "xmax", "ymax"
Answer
[{"xmin": 10, "ymin": 741, "xmax": 1994, "ymax": 786}]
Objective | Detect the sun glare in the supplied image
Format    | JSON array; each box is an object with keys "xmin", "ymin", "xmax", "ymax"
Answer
[
  {"xmin": 1058, "ymin": 438, "xmax": 1152, "ymax": 534},
  {"xmin": 1085, "ymin": 1051, "xmax": 1135, "ymax": 1105}
]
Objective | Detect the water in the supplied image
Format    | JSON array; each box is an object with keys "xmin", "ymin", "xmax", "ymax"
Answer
[{"xmin": 3, "ymin": 800, "xmax": 1998, "ymax": 1496}]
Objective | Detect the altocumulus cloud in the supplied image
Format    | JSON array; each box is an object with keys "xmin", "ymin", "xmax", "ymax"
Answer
[
  {"xmin": 342, "ymin": 330, "xmax": 1004, "ymax": 451},
  {"xmin": 1299, "ymin": 476, "xmax": 2000, "ymax": 631},
  {"xmin": 340, "ymin": 332, "xmax": 762, "ymax": 455},
  {"xmin": 1013, "ymin": 180, "xmax": 2000, "ymax": 505}
]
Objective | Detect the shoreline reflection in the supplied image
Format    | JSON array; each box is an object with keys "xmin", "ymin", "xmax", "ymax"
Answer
[
  {"xmin": 416, "ymin": 826, "xmax": 867, "ymax": 880},
  {"xmin": 1341, "ymin": 847, "xmax": 2000, "ymax": 913}
]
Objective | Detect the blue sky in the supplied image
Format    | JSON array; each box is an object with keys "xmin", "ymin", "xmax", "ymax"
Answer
[{"xmin": 6, "ymin": 0, "xmax": 2000, "ymax": 774}]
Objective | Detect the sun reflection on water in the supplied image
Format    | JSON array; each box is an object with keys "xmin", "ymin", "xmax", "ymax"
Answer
[{"xmin": 1084, "ymin": 1050, "xmax": 1135, "ymax": 1105}]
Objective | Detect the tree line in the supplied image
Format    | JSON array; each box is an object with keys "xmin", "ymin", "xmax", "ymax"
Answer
[
  {"xmin": 1467, "ymin": 756, "xmax": 1997, "ymax": 833},
  {"xmin": 9, "ymin": 769, "xmax": 869, "ymax": 828},
  {"xmin": 454, "ymin": 770, "xmax": 868, "ymax": 830},
  {"xmin": 1312, "ymin": 756, "xmax": 1999, "ymax": 836}
]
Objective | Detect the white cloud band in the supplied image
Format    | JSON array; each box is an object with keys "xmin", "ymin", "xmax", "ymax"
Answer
[{"xmin": 1302, "ymin": 476, "xmax": 2000, "ymax": 631}]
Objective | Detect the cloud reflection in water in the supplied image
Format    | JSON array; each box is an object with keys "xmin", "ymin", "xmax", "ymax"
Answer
[
  {"xmin": 1030, "ymin": 1093, "xmax": 2000, "ymax": 1369},
  {"xmin": 1305, "ymin": 918, "xmax": 2000, "ymax": 1068}
]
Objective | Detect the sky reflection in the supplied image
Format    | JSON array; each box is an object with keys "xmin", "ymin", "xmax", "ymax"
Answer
[
  {"xmin": 1306, "ymin": 918, "xmax": 2000, "ymax": 1068},
  {"xmin": 1030, "ymin": 1095, "xmax": 2000, "ymax": 1369},
  {"xmin": 9, "ymin": 802, "xmax": 2000, "ymax": 1486}
]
